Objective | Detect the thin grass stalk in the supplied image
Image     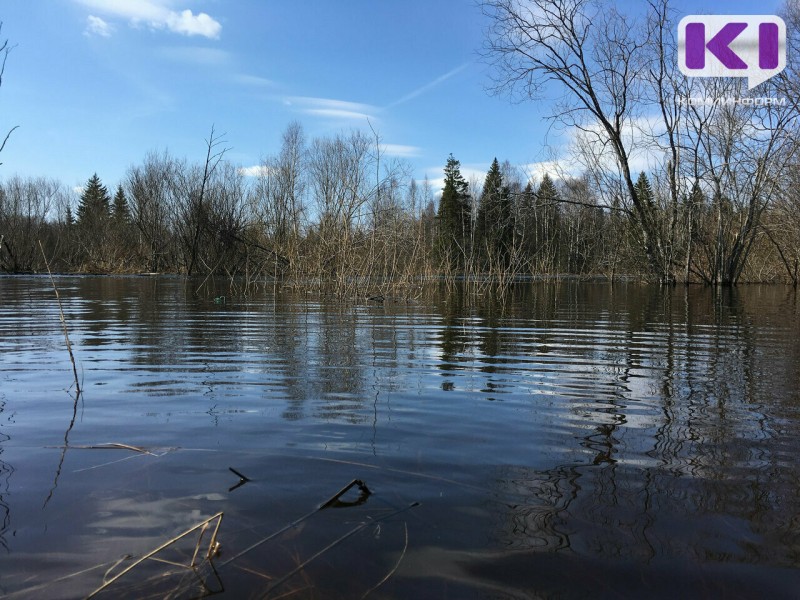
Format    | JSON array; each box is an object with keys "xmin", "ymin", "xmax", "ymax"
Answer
[
  {"xmin": 260, "ymin": 502, "xmax": 418, "ymax": 599},
  {"xmin": 86, "ymin": 512, "xmax": 223, "ymax": 599},
  {"xmin": 38, "ymin": 240, "xmax": 80, "ymax": 395},
  {"xmin": 360, "ymin": 521, "xmax": 408, "ymax": 599}
]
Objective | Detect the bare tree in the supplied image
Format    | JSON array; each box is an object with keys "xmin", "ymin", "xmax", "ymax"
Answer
[
  {"xmin": 127, "ymin": 151, "xmax": 181, "ymax": 273},
  {"xmin": 0, "ymin": 177, "xmax": 61, "ymax": 272},
  {"xmin": 0, "ymin": 23, "xmax": 18, "ymax": 166},
  {"xmin": 482, "ymin": 0, "xmax": 673, "ymax": 281},
  {"xmin": 177, "ymin": 126, "xmax": 230, "ymax": 275},
  {"xmin": 254, "ymin": 121, "xmax": 307, "ymax": 276}
]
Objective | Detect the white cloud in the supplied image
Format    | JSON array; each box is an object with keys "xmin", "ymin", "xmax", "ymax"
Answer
[
  {"xmin": 75, "ymin": 0, "xmax": 221, "ymax": 39},
  {"xmin": 166, "ymin": 9, "xmax": 221, "ymax": 38},
  {"xmin": 568, "ymin": 114, "xmax": 667, "ymax": 176},
  {"xmin": 286, "ymin": 96, "xmax": 379, "ymax": 123},
  {"xmin": 238, "ymin": 165, "xmax": 270, "ymax": 178},
  {"xmin": 389, "ymin": 63, "xmax": 471, "ymax": 108},
  {"xmin": 521, "ymin": 160, "xmax": 577, "ymax": 183},
  {"xmin": 85, "ymin": 15, "xmax": 113, "ymax": 37},
  {"xmin": 381, "ymin": 144, "xmax": 421, "ymax": 158}
]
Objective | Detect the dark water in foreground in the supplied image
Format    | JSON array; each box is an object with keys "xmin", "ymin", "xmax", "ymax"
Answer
[{"xmin": 1, "ymin": 276, "xmax": 800, "ymax": 599}]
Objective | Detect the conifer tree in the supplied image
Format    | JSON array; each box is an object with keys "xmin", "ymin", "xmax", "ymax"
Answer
[
  {"xmin": 75, "ymin": 173, "xmax": 112, "ymax": 269},
  {"xmin": 534, "ymin": 174, "xmax": 561, "ymax": 271},
  {"xmin": 537, "ymin": 173, "xmax": 557, "ymax": 202},
  {"xmin": 77, "ymin": 173, "xmax": 111, "ymax": 229},
  {"xmin": 476, "ymin": 158, "xmax": 513, "ymax": 269},
  {"xmin": 634, "ymin": 172, "xmax": 654, "ymax": 207},
  {"xmin": 111, "ymin": 184, "xmax": 130, "ymax": 226},
  {"xmin": 436, "ymin": 154, "xmax": 471, "ymax": 270}
]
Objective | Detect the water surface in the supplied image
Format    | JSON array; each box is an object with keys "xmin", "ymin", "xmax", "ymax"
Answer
[{"xmin": 1, "ymin": 276, "xmax": 800, "ymax": 598}]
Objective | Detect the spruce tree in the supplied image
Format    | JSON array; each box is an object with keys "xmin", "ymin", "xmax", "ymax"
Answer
[
  {"xmin": 111, "ymin": 184, "xmax": 130, "ymax": 226},
  {"xmin": 476, "ymin": 158, "xmax": 513, "ymax": 269},
  {"xmin": 77, "ymin": 173, "xmax": 111, "ymax": 229},
  {"xmin": 536, "ymin": 173, "xmax": 559, "ymax": 205},
  {"xmin": 437, "ymin": 154, "xmax": 471, "ymax": 269},
  {"xmin": 534, "ymin": 174, "xmax": 561, "ymax": 270},
  {"xmin": 634, "ymin": 172, "xmax": 654, "ymax": 208}
]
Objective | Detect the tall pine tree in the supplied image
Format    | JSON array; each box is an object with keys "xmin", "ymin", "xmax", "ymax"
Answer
[
  {"xmin": 77, "ymin": 173, "xmax": 111, "ymax": 229},
  {"xmin": 437, "ymin": 154, "xmax": 471, "ymax": 270},
  {"xmin": 111, "ymin": 184, "xmax": 130, "ymax": 226},
  {"xmin": 634, "ymin": 172, "xmax": 654, "ymax": 208},
  {"xmin": 476, "ymin": 158, "xmax": 513, "ymax": 269},
  {"xmin": 533, "ymin": 174, "xmax": 562, "ymax": 272}
]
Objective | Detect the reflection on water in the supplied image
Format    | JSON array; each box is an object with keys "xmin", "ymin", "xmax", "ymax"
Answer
[{"xmin": 1, "ymin": 276, "xmax": 800, "ymax": 598}]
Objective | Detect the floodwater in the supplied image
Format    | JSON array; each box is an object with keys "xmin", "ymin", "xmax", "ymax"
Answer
[{"xmin": 1, "ymin": 275, "xmax": 800, "ymax": 599}]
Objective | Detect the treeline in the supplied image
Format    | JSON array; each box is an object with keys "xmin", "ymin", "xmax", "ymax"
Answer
[
  {"xmin": 5, "ymin": 0, "xmax": 800, "ymax": 290},
  {"xmin": 1, "ymin": 118, "xmax": 799, "ymax": 293}
]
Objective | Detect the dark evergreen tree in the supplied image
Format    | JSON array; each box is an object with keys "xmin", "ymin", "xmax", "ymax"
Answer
[
  {"xmin": 634, "ymin": 172, "xmax": 654, "ymax": 208},
  {"xmin": 76, "ymin": 173, "xmax": 111, "ymax": 229},
  {"xmin": 536, "ymin": 173, "xmax": 560, "ymax": 205},
  {"xmin": 476, "ymin": 158, "xmax": 513, "ymax": 269},
  {"xmin": 532, "ymin": 174, "xmax": 562, "ymax": 272},
  {"xmin": 111, "ymin": 184, "xmax": 130, "ymax": 226},
  {"xmin": 436, "ymin": 154, "xmax": 471, "ymax": 270}
]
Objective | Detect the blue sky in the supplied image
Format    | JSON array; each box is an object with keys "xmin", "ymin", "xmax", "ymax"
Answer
[{"xmin": 0, "ymin": 0, "xmax": 786, "ymax": 193}]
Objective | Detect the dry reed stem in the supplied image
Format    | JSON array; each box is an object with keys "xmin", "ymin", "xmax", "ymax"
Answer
[
  {"xmin": 305, "ymin": 455, "xmax": 487, "ymax": 493},
  {"xmin": 49, "ymin": 443, "xmax": 155, "ymax": 455},
  {"xmin": 38, "ymin": 240, "xmax": 81, "ymax": 395},
  {"xmin": 260, "ymin": 502, "xmax": 419, "ymax": 599},
  {"xmin": 221, "ymin": 478, "xmax": 371, "ymax": 567},
  {"xmin": 86, "ymin": 512, "xmax": 223, "ymax": 599},
  {"xmin": 360, "ymin": 521, "xmax": 409, "ymax": 599}
]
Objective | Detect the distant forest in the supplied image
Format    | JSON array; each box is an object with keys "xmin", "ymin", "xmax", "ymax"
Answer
[{"xmin": 2, "ymin": 0, "xmax": 800, "ymax": 291}]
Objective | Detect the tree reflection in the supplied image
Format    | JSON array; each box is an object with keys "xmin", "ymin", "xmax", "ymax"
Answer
[
  {"xmin": 483, "ymin": 283, "xmax": 800, "ymax": 572},
  {"xmin": 0, "ymin": 394, "xmax": 12, "ymax": 552}
]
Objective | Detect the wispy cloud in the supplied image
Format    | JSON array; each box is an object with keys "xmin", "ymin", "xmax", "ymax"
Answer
[
  {"xmin": 382, "ymin": 144, "xmax": 421, "ymax": 158},
  {"xmin": 84, "ymin": 15, "xmax": 113, "ymax": 37},
  {"xmin": 234, "ymin": 74, "xmax": 275, "ymax": 88},
  {"xmin": 75, "ymin": 0, "xmax": 222, "ymax": 39},
  {"xmin": 285, "ymin": 96, "xmax": 380, "ymax": 123},
  {"xmin": 389, "ymin": 63, "xmax": 470, "ymax": 108}
]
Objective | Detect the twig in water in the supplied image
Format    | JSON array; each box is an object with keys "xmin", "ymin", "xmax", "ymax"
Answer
[
  {"xmin": 228, "ymin": 466, "xmax": 252, "ymax": 492},
  {"xmin": 320, "ymin": 478, "xmax": 371, "ymax": 509},
  {"xmin": 38, "ymin": 240, "xmax": 80, "ymax": 395},
  {"xmin": 86, "ymin": 512, "xmax": 224, "ymax": 599},
  {"xmin": 361, "ymin": 521, "xmax": 409, "ymax": 599},
  {"xmin": 220, "ymin": 478, "xmax": 373, "ymax": 568},
  {"xmin": 48, "ymin": 443, "xmax": 155, "ymax": 455},
  {"xmin": 228, "ymin": 466, "xmax": 251, "ymax": 481},
  {"xmin": 260, "ymin": 502, "xmax": 419, "ymax": 599}
]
